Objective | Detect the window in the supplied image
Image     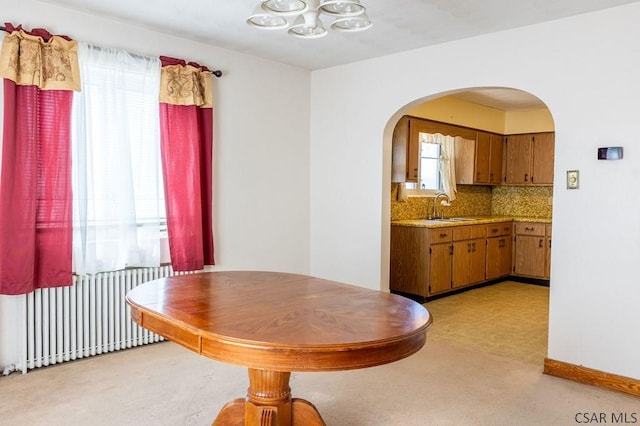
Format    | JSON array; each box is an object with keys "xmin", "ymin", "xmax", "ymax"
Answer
[
  {"xmin": 72, "ymin": 43, "xmax": 165, "ymax": 275},
  {"xmin": 405, "ymin": 132, "xmax": 458, "ymax": 201},
  {"xmin": 418, "ymin": 133, "xmax": 442, "ymax": 190},
  {"xmin": 406, "ymin": 132, "xmax": 443, "ymax": 194}
]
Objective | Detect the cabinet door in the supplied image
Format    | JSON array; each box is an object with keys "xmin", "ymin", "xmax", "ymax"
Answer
[
  {"xmin": 469, "ymin": 238, "xmax": 486, "ymax": 284},
  {"xmin": 545, "ymin": 237, "xmax": 552, "ymax": 279},
  {"xmin": 452, "ymin": 238, "xmax": 486, "ymax": 288},
  {"xmin": 486, "ymin": 236, "xmax": 511, "ymax": 280},
  {"xmin": 514, "ymin": 235, "xmax": 546, "ymax": 277},
  {"xmin": 454, "ymin": 137, "xmax": 476, "ymax": 185},
  {"xmin": 489, "ymin": 134, "xmax": 504, "ymax": 184},
  {"xmin": 451, "ymin": 241, "xmax": 471, "ymax": 289},
  {"xmin": 544, "ymin": 223, "xmax": 552, "ymax": 279},
  {"xmin": 486, "ymin": 237, "xmax": 502, "ymax": 280},
  {"xmin": 474, "ymin": 132, "xmax": 491, "ymax": 184},
  {"xmin": 500, "ymin": 236, "xmax": 513, "ymax": 277},
  {"xmin": 407, "ymin": 119, "xmax": 420, "ymax": 182},
  {"xmin": 532, "ymin": 132, "xmax": 555, "ymax": 184},
  {"xmin": 504, "ymin": 134, "xmax": 532, "ymax": 184},
  {"xmin": 391, "ymin": 116, "xmax": 411, "ymax": 183},
  {"xmin": 429, "ymin": 243, "xmax": 452, "ymax": 295}
]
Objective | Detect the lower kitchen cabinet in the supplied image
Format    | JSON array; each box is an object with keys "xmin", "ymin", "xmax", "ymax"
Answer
[
  {"xmin": 390, "ymin": 219, "xmax": 551, "ymax": 300},
  {"xmin": 427, "ymin": 227, "xmax": 454, "ymax": 295},
  {"xmin": 451, "ymin": 225, "xmax": 486, "ymax": 289},
  {"xmin": 429, "ymin": 238, "xmax": 453, "ymax": 295},
  {"xmin": 545, "ymin": 223, "xmax": 552, "ymax": 279},
  {"xmin": 390, "ymin": 224, "xmax": 488, "ymax": 298},
  {"xmin": 389, "ymin": 226, "xmax": 430, "ymax": 297},
  {"xmin": 486, "ymin": 222, "xmax": 513, "ymax": 280},
  {"xmin": 514, "ymin": 222, "xmax": 551, "ymax": 279}
]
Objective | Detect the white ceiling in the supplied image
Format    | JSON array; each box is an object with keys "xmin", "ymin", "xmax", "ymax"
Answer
[
  {"xmin": 451, "ymin": 88, "xmax": 548, "ymax": 111},
  {"xmin": 37, "ymin": 0, "xmax": 640, "ymax": 110}
]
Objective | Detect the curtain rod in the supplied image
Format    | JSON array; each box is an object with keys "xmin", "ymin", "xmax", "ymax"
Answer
[{"xmin": 0, "ymin": 25, "xmax": 222, "ymax": 77}]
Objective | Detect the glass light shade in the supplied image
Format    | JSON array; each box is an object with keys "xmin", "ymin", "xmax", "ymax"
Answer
[
  {"xmin": 263, "ymin": 0, "xmax": 309, "ymax": 16},
  {"xmin": 246, "ymin": 9, "xmax": 289, "ymax": 29},
  {"xmin": 288, "ymin": 12, "xmax": 328, "ymax": 38},
  {"xmin": 318, "ymin": 0, "xmax": 365, "ymax": 17},
  {"xmin": 331, "ymin": 12, "xmax": 372, "ymax": 31},
  {"xmin": 246, "ymin": 0, "xmax": 372, "ymax": 36}
]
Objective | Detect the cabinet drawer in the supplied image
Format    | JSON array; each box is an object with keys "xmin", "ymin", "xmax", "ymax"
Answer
[
  {"xmin": 430, "ymin": 228, "xmax": 452, "ymax": 243},
  {"xmin": 453, "ymin": 225, "xmax": 486, "ymax": 241},
  {"xmin": 515, "ymin": 222, "xmax": 545, "ymax": 236},
  {"xmin": 486, "ymin": 222, "xmax": 512, "ymax": 237}
]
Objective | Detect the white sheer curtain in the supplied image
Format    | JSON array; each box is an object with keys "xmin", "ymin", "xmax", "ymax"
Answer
[
  {"xmin": 72, "ymin": 43, "xmax": 164, "ymax": 275},
  {"xmin": 439, "ymin": 135, "xmax": 457, "ymax": 201}
]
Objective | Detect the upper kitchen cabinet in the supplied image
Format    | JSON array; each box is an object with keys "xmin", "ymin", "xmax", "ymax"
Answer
[
  {"xmin": 392, "ymin": 116, "xmax": 415, "ymax": 183},
  {"xmin": 532, "ymin": 132, "xmax": 555, "ymax": 185},
  {"xmin": 503, "ymin": 132, "xmax": 555, "ymax": 185},
  {"xmin": 392, "ymin": 116, "xmax": 476, "ymax": 184},
  {"xmin": 392, "ymin": 115, "xmax": 554, "ymax": 187},
  {"xmin": 455, "ymin": 131, "xmax": 504, "ymax": 185}
]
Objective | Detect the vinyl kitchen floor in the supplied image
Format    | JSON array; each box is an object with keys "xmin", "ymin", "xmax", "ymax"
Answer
[{"xmin": 424, "ymin": 281, "xmax": 549, "ymax": 366}]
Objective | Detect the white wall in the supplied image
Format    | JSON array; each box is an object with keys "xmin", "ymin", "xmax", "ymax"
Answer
[
  {"xmin": 310, "ymin": 4, "xmax": 640, "ymax": 380},
  {"xmin": 0, "ymin": 1, "xmax": 311, "ymax": 369}
]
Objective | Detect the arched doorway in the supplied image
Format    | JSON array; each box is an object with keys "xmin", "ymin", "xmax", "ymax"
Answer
[{"xmin": 386, "ymin": 87, "xmax": 554, "ymax": 367}]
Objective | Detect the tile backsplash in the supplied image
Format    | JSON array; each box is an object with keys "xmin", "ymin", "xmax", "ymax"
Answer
[
  {"xmin": 491, "ymin": 186, "xmax": 553, "ymax": 218},
  {"xmin": 391, "ymin": 184, "xmax": 552, "ymax": 221}
]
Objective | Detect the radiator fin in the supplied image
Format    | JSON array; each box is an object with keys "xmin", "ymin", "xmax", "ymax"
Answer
[{"xmin": 24, "ymin": 266, "xmax": 185, "ymax": 371}]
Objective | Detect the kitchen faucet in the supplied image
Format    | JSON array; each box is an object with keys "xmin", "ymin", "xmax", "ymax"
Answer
[{"xmin": 431, "ymin": 191, "xmax": 450, "ymax": 219}]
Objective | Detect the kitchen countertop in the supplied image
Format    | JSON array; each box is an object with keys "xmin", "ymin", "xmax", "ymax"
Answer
[{"xmin": 391, "ymin": 215, "xmax": 552, "ymax": 228}]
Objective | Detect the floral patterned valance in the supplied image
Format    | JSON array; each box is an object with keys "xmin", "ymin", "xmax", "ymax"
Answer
[
  {"xmin": 159, "ymin": 60, "xmax": 213, "ymax": 108},
  {"xmin": 0, "ymin": 25, "xmax": 81, "ymax": 91}
]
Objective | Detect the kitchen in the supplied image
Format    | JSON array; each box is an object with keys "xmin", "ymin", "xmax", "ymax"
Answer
[{"xmin": 389, "ymin": 88, "xmax": 554, "ymax": 364}]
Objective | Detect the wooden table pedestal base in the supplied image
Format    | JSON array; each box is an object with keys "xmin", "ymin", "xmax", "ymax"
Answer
[{"xmin": 212, "ymin": 369, "xmax": 326, "ymax": 426}]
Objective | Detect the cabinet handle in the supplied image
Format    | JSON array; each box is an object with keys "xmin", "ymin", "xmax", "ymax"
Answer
[
  {"xmin": 472, "ymin": 242, "xmax": 476, "ymax": 252},
  {"xmin": 525, "ymin": 227, "xmax": 534, "ymax": 231},
  {"xmin": 491, "ymin": 228, "xmax": 498, "ymax": 233},
  {"xmin": 549, "ymin": 239, "xmax": 551, "ymax": 248},
  {"xmin": 524, "ymin": 173, "xmax": 529, "ymax": 182},
  {"xmin": 504, "ymin": 226, "xmax": 510, "ymax": 232},
  {"xmin": 440, "ymin": 233, "xmax": 448, "ymax": 238},
  {"xmin": 539, "ymin": 239, "xmax": 543, "ymax": 248},
  {"xmin": 467, "ymin": 243, "xmax": 471, "ymax": 253},
  {"xmin": 449, "ymin": 245, "xmax": 453, "ymax": 255}
]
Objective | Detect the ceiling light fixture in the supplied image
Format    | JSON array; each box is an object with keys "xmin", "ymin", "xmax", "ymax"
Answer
[{"xmin": 246, "ymin": 0, "xmax": 372, "ymax": 39}]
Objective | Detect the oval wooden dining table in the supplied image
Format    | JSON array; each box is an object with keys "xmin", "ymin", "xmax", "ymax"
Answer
[{"xmin": 126, "ymin": 271, "xmax": 432, "ymax": 426}]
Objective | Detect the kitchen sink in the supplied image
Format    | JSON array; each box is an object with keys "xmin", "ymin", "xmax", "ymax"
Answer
[{"xmin": 430, "ymin": 217, "xmax": 476, "ymax": 222}]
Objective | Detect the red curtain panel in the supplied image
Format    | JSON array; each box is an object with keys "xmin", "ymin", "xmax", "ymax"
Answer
[
  {"xmin": 159, "ymin": 56, "xmax": 215, "ymax": 271},
  {"xmin": 0, "ymin": 69, "xmax": 74, "ymax": 295}
]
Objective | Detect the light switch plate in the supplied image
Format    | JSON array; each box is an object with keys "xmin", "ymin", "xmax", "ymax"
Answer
[{"xmin": 567, "ymin": 170, "xmax": 579, "ymax": 189}]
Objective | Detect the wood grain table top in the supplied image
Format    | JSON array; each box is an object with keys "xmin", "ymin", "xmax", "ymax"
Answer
[{"xmin": 126, "ymin": 271, "xmax": 432, "ymax": 372}]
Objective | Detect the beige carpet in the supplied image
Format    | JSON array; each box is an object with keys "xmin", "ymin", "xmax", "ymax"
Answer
[
  {"xmin": 1, "ymin": 282, "xmax": 638, "ymax": 426},
  {"xmin": 424, "ymin": 281, "xmax": 549, "ymax": 366}
]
